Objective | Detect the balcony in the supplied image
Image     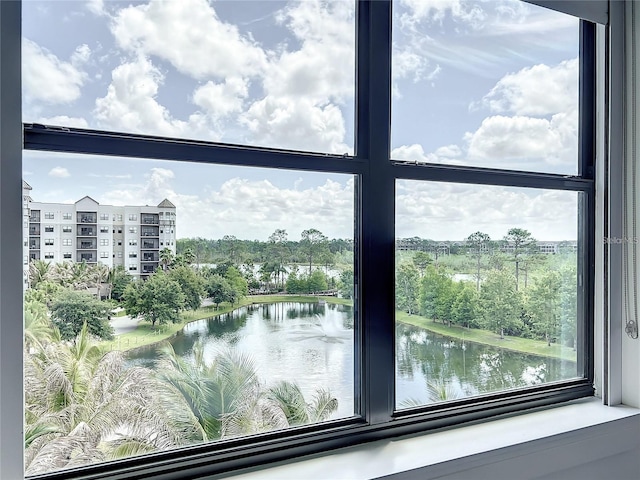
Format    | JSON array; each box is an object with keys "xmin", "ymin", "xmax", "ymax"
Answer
[
  {"xmin": 29, "ymin": 225, "xmax": 40, "ymax": 236},
  {"xmin": 141, "ymin": 239, "xmax": 160, "ymax": 249},
  {"xmin": 141, "ymin": 214, "xmax": 159, "ymax": 225},
  {"xmin": 141, "ymin": 265, "xmax": 157, "ymax": 274},
  {"xmin": 29, "ymin": 212, "xmax": 40, "ymax": 222},
  {"xmin": 141, "ymin": 227, "xmax": 159, "ymax": 237},
  {"xmin": 78, "ymin": 227, "xmax": 97, "ymax": 237},
  {"xmin": 78, "ymin": 240, "xmax": 97, "ymax": 249},
  {"xmin": 142, "ymin": 252, "xmax": 159, "ymax": 262},
  {"xmin": 77, "ymin": 212, "xmax": 97, "ymax": 223},
  {"xmin": 77, "ymin": 253, "xmax": 97, "ymax": 263},
  {"xmin": 29, "ymin": 238, "xmax": 40, "ymax": 249}
]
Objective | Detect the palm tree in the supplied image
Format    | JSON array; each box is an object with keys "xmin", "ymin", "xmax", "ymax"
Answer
[
  {"xmin": 29, "ymin": 259, "xmax": 52, "ymax": 289},
  {"xmin": 155, "ymin": 342, "xmax": 339, "ymax": 441},
  {"xmin": 159, "ymin": 248, "xmax": 175, "ymax": 271},
  {"xmin": 24, "ymin": 325, "xmax": 198, "ymax": 475}
]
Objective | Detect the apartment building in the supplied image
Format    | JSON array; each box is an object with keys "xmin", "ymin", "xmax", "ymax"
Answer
[{"xmin": 22, "ymin": 181, "xmax": 176, "ymax": 281}]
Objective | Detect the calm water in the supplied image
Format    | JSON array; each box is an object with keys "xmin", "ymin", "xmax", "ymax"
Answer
[{"xmin": 127, "ymin": 302, "xmax": 577, "ymax": 418}]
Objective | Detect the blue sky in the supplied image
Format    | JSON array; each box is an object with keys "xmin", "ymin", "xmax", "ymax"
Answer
[{"xmin": 22, "ymin": 0, "xmax": 579, "ymax": 241}]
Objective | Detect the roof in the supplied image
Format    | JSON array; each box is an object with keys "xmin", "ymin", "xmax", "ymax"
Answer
[
  {"xmin": 22, "ymin": 180, "xmax": 32, "ymax": 190},
  {"xmin": 157, "ymin": 198, "xmax": 176, "ymax": 208},
  {"xmin": 75, "ymin": 195, "xmax": 99, "ymax": 205}
]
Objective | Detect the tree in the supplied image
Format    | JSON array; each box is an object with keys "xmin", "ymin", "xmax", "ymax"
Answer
[
  {"xmin": 29, "ymin": 260, "xmax": 52, "ymax": 289},
  {"xmin": 503, "ymin": 228, "xmax": 536, "ymax": 291},
  {"xmin": 338, "ymin": 268, "xmax": 354, "ymax": 300},
  {"xmin": 50, "ymin": 290, "xmax": 114, "ymax": 341},
  {"xmin": 451, "ymin": 283, "xmax": 479, "ymax": 328},
  {"xmin": 123, "ymin": 272, "xmax": 186, "ymax": 327},
  {"xmin": 205, "ymin": 274, "xmax": 233, "ymax": 309},
  {"xmin": 466, "ymin": 231, "xmax": 491, "ymax": 291},
  {"xmin": 396, "ymin": 264, "xmax": 419, "ymax": 314},
  {"xmin": 225, "ymin": 266, "xmax": 248, "ymax": 303},
  {"xmin": 169, "ymin": 265, "xmax": 205, "ymax": 311},
  {"xmin": 419, "ymin": 266, "xmax": 456, "ymax": 324},
  {"xmin": 306, "ymin": 269, "xmax": 328, "ymax": 294},
  {"xmin": 412, "ymin": 251, "xmax": 432, "ymax": 277},
  {"xmin": 109, "ymin": 265, "xmax": 132, "ymax": 302},
  {"xmin": 527, "ymin": 271, "xmax": 562, "ymax": 346},
  {"xmin": 267, "ymin": 229, "xmax": 290, "ymax": 289},
  {"xmin": 159, "ymin": 248, "xmax": 175, "ymax": 271},
  {"xmin": 300, "ymin": 228, "xmax": 329, "ymax": 274},
  {"xmin": 479, "ymin": 270, "xmax": 523, "ymax": 339}
]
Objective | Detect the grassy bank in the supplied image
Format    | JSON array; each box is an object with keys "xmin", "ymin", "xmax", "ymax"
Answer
[
  {"xmin": 100, "ymin": 295, "xmax": 351, "ymax": 353},
  {"xmin": 396, "ymin": 311, "xmax": 577, "ymax": 362}
]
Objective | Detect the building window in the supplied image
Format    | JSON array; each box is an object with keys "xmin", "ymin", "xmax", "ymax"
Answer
[
  {"xmin": 44, "ymin": 239, "xmax": 53, "ymax": 246},
  {"xmin": 62, "ymin": 213, "xmax": 72, "ymax": 220},
  {"xmin": 62, "ymin": 226, "xmax": 72, "ymax": 233},
  {"xmin": 100, "ymin": 251, "xmax": 109, "ymax": 258},
  {"xmin": 44, "ymin": 225, "xmax": 53, "ymax": 232},
  {"xmin": 63, "ymin": 253, "xmax": 72, "ymax": 259},
  {"xmin": 100, "ymin": 239, "xmax": 109, "ymax": 246},
  {"xmin": 44, "ymin": 252, "xmax": 54, "ymax": 260},
  {"xmin": 129, "ymin": 239, "xmax": 138, "ymax": 246},
  {"xmin": 17, "ymin": 1, "xmax": 600, "ymax": 479},
  {"xmin": 129, "ymin": 214, "xmax": 137, "ymax": 221},
  {"xmin": 62, "ymin": 239, "xmax": 72, "ymax": 247},
  {"xmin": 44, "ymin": 212, "xmax": 54, "ymax": 219},
  {"xmin": 100, "ymin": 213, "xmax": 110, "ymax": 221}
]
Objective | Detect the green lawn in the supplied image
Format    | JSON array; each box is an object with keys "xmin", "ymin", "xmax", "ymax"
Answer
[
  {"xmin": 396, "ymin": 311, "xmax": 577, "ymax": 362},
  {"xmin": 100, "ymin": 295, "xmax": 351, "ymax": 353}
]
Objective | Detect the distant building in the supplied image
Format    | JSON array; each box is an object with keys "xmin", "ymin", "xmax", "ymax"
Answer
[{"xmin": 23, "ymin": 181, "xmax": 176, "ymax": 284}]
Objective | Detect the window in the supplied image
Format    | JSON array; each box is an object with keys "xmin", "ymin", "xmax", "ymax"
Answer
[
  {"xmin": 129, "ymin": 214, "xmax": 137, "ymax": 221},
  {"xmin": 62, "ymin": 239, "xmax": 72, "ymax": 247},
  {"xmin": 44, "ymin": 239, "xmax": 53, "ymax": 246},
  {"xmin": 100, "ymin": 226, "xmax": 109, "ymax": 233},
  {"xmin": 129, "ymin": 239, "xmax": 138, "ymax": 246},
  {"xmin": 129, "ymin": 252, "xmax": 137, "ymax": 258},
  {"xmin": 63, "ymin": 253, "xmax": 72, "ymax": 259},
  {"xmin": 44, "ymin": 252, "xmax": 54, "ymax": 259},
  {"xmin": 100, "ymin": 251, "xmax": 109, "ymax": 258},
  {"xmin": 100, "ymin": 213, "xmax": 110, "ymax": 221},
  {"xmin": 100, "ymin": 239, "xmax": 109, "ymax": 246},
  {"xmin": 44, "ymin": 225, "xmax": 53, "ymax": 232},
  {"xmin": 13, "ymin": 1, "xmax": 602, "ymax": 480},
  {"xmin": 62, "ymin": 226, "xmax": 72, "ymax": 233},
  {"xmin": 44, "ymin": 212, "xmax": 54, "ymax": 219},
  {"xmin": 62, "ymin": 212, "xmax": 72, "ymax": 220},
  {"xmin": 117, "ymin": 252, "xmax": 123, "ymax": 258}
]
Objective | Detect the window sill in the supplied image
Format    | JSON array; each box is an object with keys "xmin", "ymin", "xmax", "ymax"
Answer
[{"xmin": 213, "ymin": 398, "xmax": 640, "ymax": 480}]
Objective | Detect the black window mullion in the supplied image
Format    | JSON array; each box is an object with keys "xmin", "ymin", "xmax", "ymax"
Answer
[{"xmin": 356, "ymin": 0, "xmax": 395, "ymax": 425}]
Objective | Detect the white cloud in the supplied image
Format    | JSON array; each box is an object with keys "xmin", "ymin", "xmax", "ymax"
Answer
[
  {"xmin": 94, "ymin": 56, "xmax": 196, "ymax": 137},
  {"xmin": 71, "ymin": 44, "xmax": 92, "ymax": 67},
  {"xmin": 391, "ymin": 143, "xmax": 463, "ymax": 165},
  {"xmin": 111, "ymin": 0, "xmax": 267, "ymax": 80},
  {"xmin": 241, "ymin": 97, "xmax": 349, "ymax": 154},
  {"xmin": 100, "ymin": 168, "xmax": 355, "ymax": 240},
  {"xmin": 399, "ymin": 0, "xmax": 487, "ymax": 28},
  {"xmin": 87, "ymin": 0, "xmax": 106, "ymax": 17},
  {"xmin": 396, "ymin": 181, "xmax": 577, "ymax": 240},
  {"xmin": 22, "ymin": 38, "xmax": 86, "ymax": 104},
  {"xmin": 49, "ymin": 167, "xmax": 71, "ymax": 178},
  {"xmin": 37, "ymin": 116, "xmax": 89, "ymax": 129},
  {"xmin": 479, "ymin": 58, "xmax": 578, "ymax": 116},
  {"xmin": 192, "ymin": 77, "xmax": 249, "ymax": 121}
]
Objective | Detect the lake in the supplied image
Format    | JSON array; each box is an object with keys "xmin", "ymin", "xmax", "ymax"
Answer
[{"xmin": 127, "ymin": 302, "xmax": 577, "ymax": 418}]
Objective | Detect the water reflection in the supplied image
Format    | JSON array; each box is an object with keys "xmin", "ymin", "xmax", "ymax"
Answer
[{"xmin": 127, "ymin": 303, "xmax": 576, "ymax": 417}]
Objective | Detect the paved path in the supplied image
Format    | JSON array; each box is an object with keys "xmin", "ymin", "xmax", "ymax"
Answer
[{"xmin": 110, "ymin": 314, "xmax": 140, "ymax": 335}]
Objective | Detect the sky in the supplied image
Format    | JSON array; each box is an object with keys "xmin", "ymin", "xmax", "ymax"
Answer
[{"xmin": 22, "ymin": 0, "xmax": 580, "ymax": 241}]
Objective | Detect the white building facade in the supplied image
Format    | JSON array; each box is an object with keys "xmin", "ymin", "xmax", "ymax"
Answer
[{"xmin": 23, "ymin": 181, "xmax": 176, "ymax": 281}]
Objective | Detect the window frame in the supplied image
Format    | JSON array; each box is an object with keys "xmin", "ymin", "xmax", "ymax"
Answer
[{"xmin": 0, "ymin": 1, "xmax": 614, "ymax": 479}]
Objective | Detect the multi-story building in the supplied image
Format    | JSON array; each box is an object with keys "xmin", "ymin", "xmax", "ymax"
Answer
[{"xmin": 22, "ymin": 181, "xmax": 176, "ymax": 282}]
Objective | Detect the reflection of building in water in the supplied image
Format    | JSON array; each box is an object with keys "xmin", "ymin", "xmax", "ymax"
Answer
[{"xmin": 22, "ymin": 181, "xmax": 176, "ymax": 285}]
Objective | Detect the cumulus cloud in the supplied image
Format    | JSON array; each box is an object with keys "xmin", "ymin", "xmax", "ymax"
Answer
[
  {"xmin": 94, "ymin": 56, "xmax": 193, "ymax": 137},
  {"xmin": 479, "ymin": 58, "xmax": 578, "ymax": 116},
  {"xmin": 192, "ymin": 77, "xmax": 249, "ymax": 121},
  {"xmin": 49, "ymin": 167, "xmax": 71, "ymax": 178},
  {"xmin": 396, "ymin": 181, "xmax": 577, "ymax": 240},
  {"xmin": 111, "ymin": 0, "xmax": 267, "ymax": 80},
  {"xmin": 100, "ymin": 167, "xmax": 355, "ymax": 240},
  {"xmin": 22, "ymin": 38, "xmax": 86, "ymax": 104},
  {"xmin": 399, "ymin": 0, "xmax": 487, "ymax": 28}
]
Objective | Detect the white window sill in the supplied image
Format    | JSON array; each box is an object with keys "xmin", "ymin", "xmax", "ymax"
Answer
[{"xmin": 213, "ymin": 398, "xmax": 640, "ymax": 480}]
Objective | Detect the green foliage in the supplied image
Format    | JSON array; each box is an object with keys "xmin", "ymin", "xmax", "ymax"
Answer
[
  {"xmin": 526, "ymin": 270, "xmax": 563, "ymax": 345},
  {"xmin": 479, "ymin": 270, "xmax": 523, "ymax": 338},
  {"xmin": 300, "ymin": 228, "xmax": 329, "ymax": 274},
  {"xmin": 123, "ymin": 272, "xmax": 186, "ymax": 326},
  {"xmin": 307, "ymin": 269, "xmax": 328, "ymax": 293},
  {"xmin": 396, "ymin": 264, "xmax": 419, "ymax": 314},
  {"xmin": 109, "ymin": 265, "xmax": 132, "ymax": 302},
  {"xmin": 168, "ymin": 265, "xmax": 205, "ymax": 310},
  {"xmin": 49, "ymin": 289, "xmax": 114, "ymax": 340},
  {"xmin": 205, "ymin": 274, "xmax": 234, "ymax": 308},
  {"xmin": 338, "ymin": 268, "xmax": 354, "ymax": 300},
  {"xmin": 451, "ymin": 283, "xmax": 479, "ymax": 328},
  {"xmin": 412, "ymin": 251, "xmax": 432, "ymax": 276},
  {"xmin": 225, "ymin": 266, "xmax": 248, "ymax": 300},
  {"xmin": 418, "ymin": 266, "xmax": 456, "ymax": 323}
]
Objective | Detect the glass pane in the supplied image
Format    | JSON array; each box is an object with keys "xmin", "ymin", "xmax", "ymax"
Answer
[
  {"xmin": 23, "ymin": 151, "xmax": 355, "ymax": 475},
  {"xmin": 395, "ymin": 180, "xmax": 580, "ymax": 408},
  {"xmin": 22, "ymin": 0, "xmax": 355, "ymax": 155},
  {"xmin": 391, "ymin": 1, "xmax": 579, "ymax": 174}
]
